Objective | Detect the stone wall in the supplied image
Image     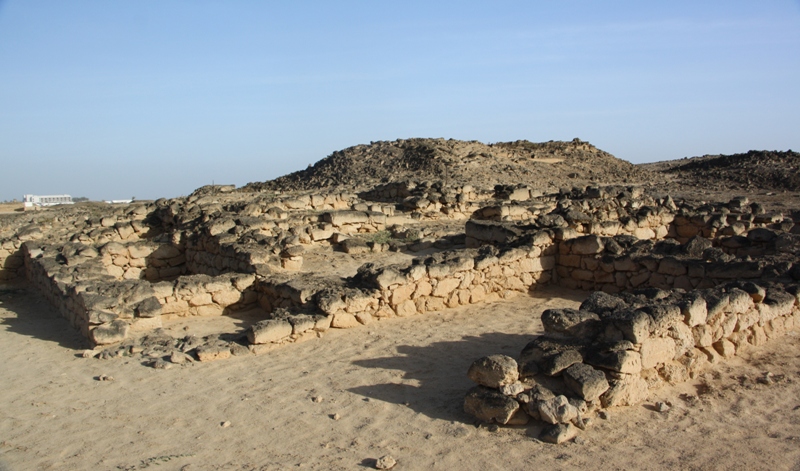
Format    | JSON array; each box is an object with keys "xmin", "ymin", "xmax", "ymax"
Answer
[{"xmin": 463, "ymin": 281, "xmax": 800, "ymax": 443}]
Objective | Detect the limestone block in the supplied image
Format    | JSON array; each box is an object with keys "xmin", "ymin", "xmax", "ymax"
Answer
[
  {"xmin": 415, "ymin": 280, "xmax": 432, "ymax": 298},
  {"xmin": 394, "ymin": 299, "xmax": 417, "ymax": 317},
  {"xmin": 189, "ymin": 293, "xmax": 213, "ymax": 307},
  {"xmin": 540, "ymin": 423, "xmax": 579, "ymax": 444},
  {"xmin": 375, "ymin": 268, "xmax": 406, "ymax": 290},
  {"xmin": 212, "ymin": 289, "xmax": 241, "ymax": 306},
  {"xmin": 713, "ymin": 339, "xmax": 736, "ymax": 358},
  {"xmin": 248, "ymin": 319, "xmax": 293, "ymax": 344},
  {"xmin": 390, "ymin": 283, "xmax": 415, "ymax": 306},
  {"xmin": 538, "ymin": 395, "xmax": 578, "ymax": 425},
  {"xmin": 589, "ymin": 349, "xmax": 642, "ymax": 375},
  {"xmin": 425, "ymin": 297, "xmax": 446, "ymax": 312},
  {"xmin": 331, "ymin": 312, "xmax": 361, "ymax": 329},
  {"xmin": 540, "ymin": 349, "xmax": 584, "ymax": 376},
  {"xmin": 196, "ymin": 345, "xmax": 232, "ymax": 362},
  {"xmin": 570, "ymin": 235, "xmax": 604, "ymax": 255},
  {"xmin": 324, "ymin": 211, "xmax": 369, "ymax": 227},
  {"xmin": 563, "ymin": 363, "xmax": 609, "ymax": 402},
  {"xmin": 469, "ymin": 285, "xmax": 487, "ymax": 303},
  {"xmin": 658, "ymin": 257, "xmax": 686, "ymax": 276},
  {"xmin": 640, "ymin": 337, "xmax": 677, "ymax": 369},
  {"xmin": 463, "ymin": 386, "xmax": 520, "ymax": 425},
  {"xmin": 601, "ymin": 374, "xmax": 649, "ymax": 408},
  {"xmin": 559, "ymin": 254, "xmax": 581, "ymax": 268},
  {"xmin": 668, "ymin": 322, "xmax": 694, "ymax": 358},
  {"xmin": 433, "ymin": 278, "xmax": 461, "ymax": 297},
  {"xmin": 692, "ymin": 324, "xmax": 714, "ymax": 347},
  {"xmin": 161, "ymin": 299, "xmax": 189, "ymax": 314},
  {"xmin": 611, "ymin": 309, "xmax": 653, "ymax": 343},
  {"xmin": 467, "ymin": 355, "xmax": 519, "ymax": 388},
  {"xmin": 90, "ymin": 320, "xmax": 129, "ymax": 345},
  {"xmin": 122, "ymin": 267, "xmax": 142, "ymax": 280},
  {"xmin": 541, "ymin": 309, "xmax": 600, "ymax": 338},
  {"xmin": 681, "ymin": 294, "xmax": 707, "ymax": 327}
]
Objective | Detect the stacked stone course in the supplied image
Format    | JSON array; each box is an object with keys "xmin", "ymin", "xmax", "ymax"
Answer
[
  {"xmin": 2, "ymin": 184, "xmax": 799, "ymax": 369},
  {"xmin": 463, "ymin": 280, "xmax": 800, "ymax": 443}
]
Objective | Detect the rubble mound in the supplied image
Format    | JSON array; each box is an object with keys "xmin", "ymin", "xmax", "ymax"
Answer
[
  {"xmin": 650, "ymin": 150, "xmax": 800, "ymax": 192},
  {"xmin": 241, "ymin": 138, "xmax": 651, "ymax": 193}
]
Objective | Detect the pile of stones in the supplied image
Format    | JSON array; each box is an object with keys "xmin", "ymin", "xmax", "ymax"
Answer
[{"xmin": 464, "ymin": 280, "xmax": 800, "ymax": 443}]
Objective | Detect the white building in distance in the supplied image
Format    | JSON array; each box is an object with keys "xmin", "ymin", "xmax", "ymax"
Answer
[{"xmin": 23, "ymin": 194, "xmax": 74, "ymax": 208}]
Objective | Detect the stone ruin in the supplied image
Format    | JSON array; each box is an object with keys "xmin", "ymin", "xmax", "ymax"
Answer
[{"xmin": 1, "ymin": 179, "xmax": 800, "ymax": 440}]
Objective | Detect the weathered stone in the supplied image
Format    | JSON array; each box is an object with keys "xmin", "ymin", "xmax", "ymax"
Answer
[
  {"xmin": 394, "ymin": 299, "xmax": 417, "ymax": 317},
  {"xmin": 681, "ymin": 294, "xmax": 707, "ymax": 327},
  {"xmin": 467, "ymin": 355, "xmax": 519, "ymax": 388},
  {"xmin": 539, "ymin": 423, "xmax": 579, "ymax": 444},
  {"xmin": 608, "ymin": 309, "xmax": 652, "ymax": 343},
  {"xmin": 375, "ymin": 455, "xmax": 397, "ymax": 470},
  {"xmin": 570, "ymin": 235, "xmax": 604, "ymax": 255},
  {"xmin": 537, "ymin": 395, "xmax": 578, "ymax": 425},
  {"xmin": 196, "ymin": 344, "xmax": 232, "ymax": 362},
  {"xmin": 601, "ymin": 374, "xmax": 649, "ymax": 407},
  {"xmin": 586, "ymin": 348, "xmax": 642, "ymax": 374},
  {"xmin": 563, "ymin": 363, "xmax": 610, "ymax": 402},
  {"xmin": 712, "ymin": 339, "xmax": 736, "ymax": 358},
  {"xmin": 248, "ymin": 319, "xmax": 292, "ymax": 344},
  {"xmin": 541, "ymin": 309, "xmax": 601, "ymax": 338},
  {"xmin": 432, "ymin": 278, "xmax": 461, "ymax": 297},
  {"xmin": 331, "ymin": 312, "xmax": 361, "ymax": 328},
  {"xmin": 91, "ymin": 320, "xmax": 129, "ymax": 345},
  {"xmin": 324, "ymin": 210, "xmax": 369, "ymax": 227},
  {"xmin": 541, "ymin": 349, "xmax": 584, "ymax": 376},
  {"xmin": 463, "ymin": 386, "xmax": 520, "ymax": 424},
  {"xmin": 639, "ymin": 337, "xmax": 677, "ymax": 369}
]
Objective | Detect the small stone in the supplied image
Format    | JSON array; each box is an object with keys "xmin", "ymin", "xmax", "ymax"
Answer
[
  {"xmin": 82, "ymin": 350, "xmax": 99, "ymax": 358},
  {"xmin": 598, "ymin": 410, "xmax": 610, "ymax": 420},
  {"xmin": 331, "ymin": 413, "xmax": 341, "ymax": 420},
  {"xmin": 375, "ymin": 455, "xmax": 397, "ymax": 469},
  {"xmin": 221, "ymin": 421, "xmax": 231, "ymax": 428},
  {"xmin": 758, "ymin": 372, "xmax": 775, "ymax": 385},
  {"xmin": 655, "ymin": 401, "xmax": 671, "ymax": 413},
  {"xmin": 487, "ymin": 424, "xmax": 500, "ymax": 432},
  {"xmin": 539, "ymin": 423, "xmax": 579, "ymax": 444},
  {"xmin": 97, "ymin": 374, "xmax": 114, "ymax": 381},
  {"xmin": 150, "ymin": 359, "xmax": 172, "ymax": 369},
  {"xmin": 170, "ymin": 351, "xmax": 193, "ymax": 364},
  {"xmin": 312, "ymin": 396, "xmax": 323, "ymax": 403}
]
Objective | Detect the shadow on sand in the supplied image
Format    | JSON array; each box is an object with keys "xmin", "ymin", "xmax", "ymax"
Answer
[
  {"xmin": 348, "ymin": 331, "xmax": 535, "ymax": 423},
  {"xmin": 0, "ymin": 284, "xmax": 89, "ymax": 350}
]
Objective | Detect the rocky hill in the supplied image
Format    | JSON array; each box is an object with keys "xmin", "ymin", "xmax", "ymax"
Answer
[
  {"xmin": 642, "ymin": 150, "xmax": 800, "ymax": 192},
  {"xmin": 241, "ymin": 138, "xmax": 652, "ymax": 193}
]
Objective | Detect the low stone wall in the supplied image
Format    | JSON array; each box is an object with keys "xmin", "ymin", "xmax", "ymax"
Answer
[
  {"xmin": 554, "ymin": 232, "xmax": 800, "ymax": 293},
  {"xmin": 463, "ymin": 281, "xmax": 800, "ymax": 443}
]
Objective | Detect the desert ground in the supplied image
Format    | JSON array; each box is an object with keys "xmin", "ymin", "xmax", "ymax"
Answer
[
  {"xmin": 2, "ymin": 140, "xmax": 800, "ymax": 470},
  {"xmin": 1, "ymin": 282, "xmax": 799, "ymax": 470}
]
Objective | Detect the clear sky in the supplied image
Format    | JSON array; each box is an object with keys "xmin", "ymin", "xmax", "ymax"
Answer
[{"xmin": 1, "ymin": 1, "xmax": 799, "ymax": 202}]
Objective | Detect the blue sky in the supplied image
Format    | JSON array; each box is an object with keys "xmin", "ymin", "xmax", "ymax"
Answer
[{"xmin": 1, "ymin": 1, "xmax": 798, "ymax": 201}]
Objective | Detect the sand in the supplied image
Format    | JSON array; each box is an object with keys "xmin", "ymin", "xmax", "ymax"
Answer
[{"xmin": 1, "ymin": 284, "xmax": 800, "ymax": 471}]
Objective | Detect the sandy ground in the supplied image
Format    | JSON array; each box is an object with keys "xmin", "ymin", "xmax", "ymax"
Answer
[
  {"xmin": 0, "ymin": 204, "xmax": 24, "ymax": 215},
  {"xmin": 1, "ymin": 285, "xmax": 800, "ymax": 471}
]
